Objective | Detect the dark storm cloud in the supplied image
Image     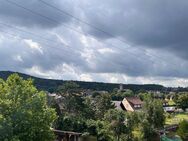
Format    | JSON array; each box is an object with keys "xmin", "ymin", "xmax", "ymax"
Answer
[
  {"xmin": 82, "ymin": 0, "xmax": 188, "ymax": 59},
  {"xmin": 84, "ymin": 46, "xmax": 188, "ymax": 78},
  {"xmin": 0, "ymin": 30, "xmax": 87, "ymax": 73},
  {"xmin": 0, "ymin": 0, "xmax": 74, "ymax": 28},
  {"xmin": 1, "ymin": 0, "xmax": 188, "ymax": 86}
]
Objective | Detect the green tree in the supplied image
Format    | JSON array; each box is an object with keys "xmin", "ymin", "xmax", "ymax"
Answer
[
  {"xmin": 140, "ymin": 98, "xmax": 165, "ymax": 140},
  {"xmin": 56, "ymin": 82, "xmax": 94, "ymax": 132},
  {"xmin": 140, "ymin": 119, "xmax": 157, "ymax": 141},
  {"xmin": 138, "ymin": 92, "xmax": 154, "ymax": 101},
  {"xmin": 104, "ymin": 109, "xmax": 127, "ymax": 141},
  {"xmin": 143, "ymin": 98, "xmax": 165, "ymax": 128},
  {"xmin": 126, "ymin": 112, "xmax": 142, "ymax": 141},
  {"xmin": 57, "ymin": 81, "xmax": 80, "ymax": 94},
  {"xmin": 57, "ymin": 81, "xmax": 91, "ymax": 117},
  {"xmin": 177, "ymin": 120, "xmax": 188, "ymax": 140},
  {"xmin": 175, "ymin": 93, "xmax": 188, "ymax": 111},
  {"xmin": 0, "ymin": 74, "xmax": 57, "ymax": 141},
  {"xmin": 91, "ymin": 93, "xmax": 115, "ymax": 119},
  {"xmin": 57, "ymin": 115, "xmax": 87, "ymax": 132},
  {"xmin": 111, "ymin": 89, "xmax": 134, "ymax": 101},
  {"xmin": 123, "ymin": 89, "xmax": 134, "ymax": 97},
  {"xmin": 85, "ymin": 120, "xmax": 98, "ymax": 136},
  {"xmin": 96, "ymin": 120, "xmax": 114, "ymax": 141},
  {"xmin": 86, "ymin": 120, "xmax": 113, "ymax": 141}
]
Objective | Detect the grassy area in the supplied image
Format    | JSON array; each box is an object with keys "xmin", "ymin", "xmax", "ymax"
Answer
[
  {"xmin": 168, "ymin": 100, "xmax": 176, "ymax": 106},
  {"xmin": 133, "ymin": 128, "xmax": 142, "ymax": 138},
  {"xmin": 165, "ymin": 113, "xmax": 188, "ymax": 125}
]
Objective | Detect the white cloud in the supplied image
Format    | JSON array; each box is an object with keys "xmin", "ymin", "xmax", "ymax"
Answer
[
  {"xmin": 98, "ymin": 48, "xmax": 115, "ymax": 54},
  {"xmin": 23, "ymin": 39, "xmax": 43, "ymax": 54},
  {"xmin": 80, "ymin": 74, "xmax": 93, "ymax": 81},
  {"xmin": 21, "ymin": 62, "xmax": 188, "ymax": 87},
  {"xmin": 13, "ymin": 55, "xmax": 23, "ymax": 62},
  {"xmin": 25, "ymin": 66, "xmax": 50, "ymax": 78}
]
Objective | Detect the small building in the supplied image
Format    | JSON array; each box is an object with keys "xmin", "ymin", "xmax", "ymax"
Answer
[
  {"xmin": 163, "ymin": 106, "xmax": 176, "ymax": 113},
  {"xmin": 162, "ymin": 100, "xmax": 176, "ymax": 113},
  {"xmin": 82, "ymin": 89, "xmax": 93, "ymax": 97},
  {"xmin": 122, "ymin": 97, "xmax": 143, "ymax": 112},
  {"xmin": 53, "ymin": 129, "xmax": 82, "ymax": 141},
  {"xmin": 162, "ymin": 100, "xmax": 169, "ymax": 107},
  {"xmin": 112, "ymin": 101, "xmax": 125, "ymax": 110}
]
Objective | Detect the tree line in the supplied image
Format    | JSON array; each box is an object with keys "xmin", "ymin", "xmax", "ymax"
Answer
[{"xmin": 0, "ymin": 74, "xmax": 187, "ymax": 141}]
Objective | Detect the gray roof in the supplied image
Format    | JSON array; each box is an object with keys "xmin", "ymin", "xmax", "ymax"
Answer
[{"xmin": 112, "ymin": 101, "xmax": 123, "ymax": 110}]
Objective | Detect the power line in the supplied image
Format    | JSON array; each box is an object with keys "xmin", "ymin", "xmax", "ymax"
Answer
[
  {"xmin": 38, "ymin": 0, "xmax": 178, "ymax": 67},
  {"xmin": 0, "ymin": 24, "xmax": 180, "ymax": 78},
  {"xmin": 5, "ymin": 0, "xmax": 86, "ymax": 36},
  {"xmin": 0, "ymin": 23, "xmax": 85, "ymax": 59},
  {"xmin": 0, "ymin": 24, "xmax": 53, "ymax": 45},
  {"xmin": 0, "ymin": 28, "xmax": 136, "ymax": 73},
  {"xmin": 0, "ymin": 22, "xmax": 134, "ymax": 67},
  {"xmin": 0, "ymin": 28, "xmax": 76, "ymax": 55},
  {"xmin": 4, "ymin": 0, "xmax": 178, "ymax": 69},
  {"xmin": 0, "ymin": 22, "xmax": 72, "ymax": 48},
  {"xmin": 38, "ymin": 0, "xmax": 116, "ymax": 38},
  {"xmin": 4, "ymin": 0, "xmax": 149, "ymax": 63}
]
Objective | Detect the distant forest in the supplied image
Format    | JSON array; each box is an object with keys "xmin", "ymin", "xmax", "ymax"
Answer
[{"xmin": 0, "ymin": 71, "xmax": 187, "ymax": 93}]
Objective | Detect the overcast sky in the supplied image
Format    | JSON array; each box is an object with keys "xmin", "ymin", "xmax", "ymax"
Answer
[{"xmin": 0, "ymin": 0, "xmax": 188, "ymax": 87}]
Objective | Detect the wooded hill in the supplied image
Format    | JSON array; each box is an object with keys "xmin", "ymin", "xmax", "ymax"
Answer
[{"xmin": 0, "ymin": 71, "xmax": 186, "ymax": 93}]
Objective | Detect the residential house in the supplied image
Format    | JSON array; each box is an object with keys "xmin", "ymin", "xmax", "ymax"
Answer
[
  {"xmin": 121, "ymin": 97, "xmax": 143, "ymax": 112},
  {"xmin": 163, "ymin": 106, "xmax": 176, "ymax": 113},
  {"xmin": 162, "ymin": 100, "xmax": 176, "ymax": 113}
]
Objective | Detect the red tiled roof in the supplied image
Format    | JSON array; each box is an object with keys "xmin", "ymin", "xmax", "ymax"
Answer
[{"xmin": 125, "ymin": 97, "xmax": 143, "ymax": 105}]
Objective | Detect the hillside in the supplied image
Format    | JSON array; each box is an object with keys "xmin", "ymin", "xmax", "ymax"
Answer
[{"xmin": 0, "ymin": 71, "xmax": 168, "ymax": 93}]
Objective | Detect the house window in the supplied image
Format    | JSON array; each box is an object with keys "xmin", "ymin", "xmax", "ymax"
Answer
[{"xmin": 134, "ymin": 104, "xmax": 141, "ymax": 108}]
